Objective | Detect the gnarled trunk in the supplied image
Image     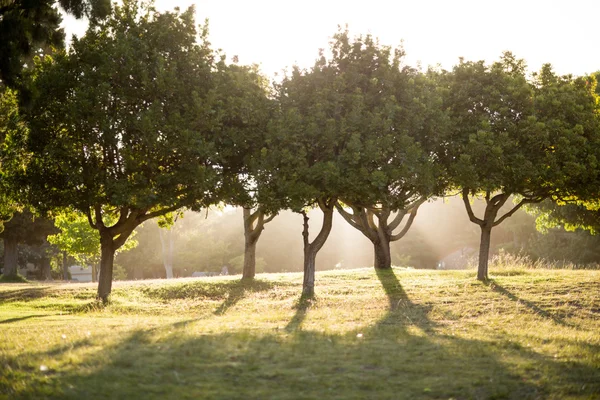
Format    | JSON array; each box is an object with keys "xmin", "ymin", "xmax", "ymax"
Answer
[
  {"xmin": 373, "ymin": 239, "xmax": 392, "ymax": 270},
  {"xmin": 477, "ymin": 225, "xmax": 492, "ymax": 281},
  {"xmin": 97, "ymin": 232, "xmax": 116, "ymax": 302},
  {"xmin": 2, "ymin": 237, "xmax": 18, "ymax": 277},
  {"xmin": 335, "ymin": 200, "xmax": 423, "ymax": 271}
]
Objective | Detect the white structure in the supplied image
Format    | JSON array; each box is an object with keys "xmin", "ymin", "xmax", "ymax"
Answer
[{"xmin": 69, "ymin": 265, "xmax": 93, "ymax": 282}]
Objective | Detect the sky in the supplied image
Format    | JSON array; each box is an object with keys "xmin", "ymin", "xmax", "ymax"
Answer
[{"xmin": 62, "ymin": 0, "xmax": 599, "ymax": 79}]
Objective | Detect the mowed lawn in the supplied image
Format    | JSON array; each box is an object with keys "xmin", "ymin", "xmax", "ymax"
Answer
[{"xmin": 0, "ymin": 267, "xmax": 598, "ymax": 400}]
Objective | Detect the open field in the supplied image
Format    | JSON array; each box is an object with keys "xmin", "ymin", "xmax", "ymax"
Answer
[{"xmin": 1, "ymin": 267, "xmax": 599, "ymax": 400}]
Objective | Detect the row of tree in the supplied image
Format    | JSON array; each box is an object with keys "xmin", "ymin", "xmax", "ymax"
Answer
[{"xmin": 1, "ymin": 1, "xmax": 599, "ymax": 301}]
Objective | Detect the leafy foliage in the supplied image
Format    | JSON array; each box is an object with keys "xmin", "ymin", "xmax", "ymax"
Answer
[{"xmin": 0, "ymin": 0, "xmax": 111, "ymax": 87}]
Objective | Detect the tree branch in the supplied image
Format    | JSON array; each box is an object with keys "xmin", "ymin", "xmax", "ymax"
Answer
[
  {"xmin": 493, "ymin": 197, "xmax": 545, "ymax": 227},
  {"xmin": 86, "ymin": 208, "xmax": 97, "ymax": 230},
  {"xmin": 94, "ymin": 204, "xmax": 104, "ymax": 228},
  {"xmin": 334, "ymin": 201, "xmax": 364, "ymax": 232},
  {"xmin": 462, "ymin": 188, "xmax": 484, "ymax": 226},
  {"xmin": 311, "ymin": 201, "xmax": 334, "ymax": 253},
  {"xmin": 138, "ymin": 205, "xmax": 182, "ymax": 223},
  {"xmin": 387, "ymin": 210, "xmax": 407, "ymax": 232},
  {"xmin": 390, "ymin": 205, "xmax": 420, "ymax": 242}
]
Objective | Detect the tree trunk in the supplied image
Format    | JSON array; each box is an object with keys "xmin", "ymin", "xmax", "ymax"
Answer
[
  {"xmin": 303, "ymin": 247, "xmax": 317, "ymax": 297},
  {"xmin": 478, "ymin": 225, "xmax": 492, "ymax": 281},
  {"xmin": 159, "ymin": 228, "xmax": 174, "ymax": 279},
  {"xmin": 62, "ymin": 252, "xmax": 69, "ymax": 281},
  {"xmin": 242, "ymin": 236, "xmax": 258, "ymax": 280},
  {"xmin": 2, "ymin": 237, "xmax": 18, "ymax": 277},
  {"xmin": 373, "ymin": 239, "xmax": 392, "ymax": 270},
  {"xmin": 301, "ymin": 203, "xmax": 334, "ymax": 297},
  {"xmin": 41, "ymin": 256, "xmax": 52, "ymax": 281},
  {"xmin": 97, "ymin": 233, "xmax": 116, "ymax": 302},
  {"xmin": 164, "ymin": 263, "xmax": 173, "ymax": 279}
]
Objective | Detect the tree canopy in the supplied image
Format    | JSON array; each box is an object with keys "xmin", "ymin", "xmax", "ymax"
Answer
[{"xmin": 0, "ymin": 0, "xmax": 111, "ymax": 88}]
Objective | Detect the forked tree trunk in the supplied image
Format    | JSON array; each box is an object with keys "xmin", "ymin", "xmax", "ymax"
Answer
[
  {"xmin": 97, "ymin": 233, "xmax": 116, "ymax": 302},
  {"xmin": 242, "ymin": 207, "xmax": 275, "ymax": 280},
  {"xmin": 478, "ymin": 225, "xmax": 492, "ymax": 281},
  {"xmin": 461, "ymin": 188, "xmax": 543, "ymax": 282},
  {"xmin": 335, "ymin": 200, "xmax": 423, "ymax": 271},
  {"xmin": 2, "ymin": 237, "xmax": 18, "ymax": 277},
  {"xmin": 301, "ymin": 200, "xmax": 335, "ymax": 297}
]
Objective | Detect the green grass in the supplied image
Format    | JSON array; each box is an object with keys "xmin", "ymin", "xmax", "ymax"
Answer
[
  {"xmin": 0, "ymin": 267, "xmax": 599, "ymax": 399},
  {"xmin": 0, "ymin": 274, "xmax": 29, "ymax": 283}
]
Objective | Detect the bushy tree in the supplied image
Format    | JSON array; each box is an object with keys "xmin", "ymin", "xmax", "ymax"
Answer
[
  {"xmin": 443, "ymin": 54, "xmax": 600, "ymax": 280},
  {"xmin": 18, "ymin": 1, "xmax": 225, "ymax": 301},
  {"xmin": 321, "ymin": 31, "xmax": 447, "ymax": 269}
]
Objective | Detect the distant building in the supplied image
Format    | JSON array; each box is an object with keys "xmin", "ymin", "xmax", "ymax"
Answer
[{"xmin": 69, "ymin": 265, "xmax": 93, "ymax": 282}]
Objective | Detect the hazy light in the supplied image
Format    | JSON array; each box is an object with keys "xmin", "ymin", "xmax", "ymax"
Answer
[{"xmin": 61, "ymin": 0, "xmax": 599, "ymax": 78}]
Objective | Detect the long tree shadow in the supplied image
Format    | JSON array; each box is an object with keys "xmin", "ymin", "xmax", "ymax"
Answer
[
  {"xmin": 487, "ymin": 280, "xmax": 574, "ymax": 328},
  {"xmin": 213, "ymin": 279, "xmax": 275, "ymax": 316},
  {"xmin": 0, "ymin": 314, "xmax": 51, "ymax": 324},
  {"xmin": 0, "ymin": 287, "xmax": 57, "ymax": 302},
  {"xmin": 4, "ymin": 270, "xmax": 599, "ymax": 399},
  {"xmin": 284, "ymin": 295, "xmax": 313, "ymax": 332},
  {"xmin": 374, "ymin": 267, "xmax": 436, "ymax": 333}
]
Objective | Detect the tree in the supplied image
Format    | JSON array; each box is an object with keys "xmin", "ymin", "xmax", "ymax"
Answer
[
  {"xmin": 209, "ymin": 63, "xmax": 276, "ymax": 280},
  {"xmin": 318, "ymin": 32, "xmax": 447, "ymax": 269},
  {"xmin": 264, "ymin": 29, "xmax": 374, "ymax": 296},
  {"xmin": 0, "ymin": 87, "xmax": 23, "ymax": 231},
  {"xmin": 443, "ymin": 54, "xmax": 600, "ymax": 280},
  {"xmin": 0, "ymin": 0, "xmax": 110, "ymax": 88},
  {"xmin": 19, "ymin": 1, "xmax": 225, "ymax": 301}
]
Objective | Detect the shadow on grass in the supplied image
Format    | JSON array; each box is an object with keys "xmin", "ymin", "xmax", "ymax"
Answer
[
  {"xmin": 0, "ymin": 287, "xmax": 55, "ymax": 301},
  {"xmin": 213, "ymin": 279, "xmax": 276, "ymax": 316},
  {"xmin": 140, "ymin": 279, "xmax": 284, "ymax": 302},
  {"xmin": 487, "ymin": 280, "xmax": 573, "ymax": 327},
  {"xmin": 0, "ymin": 315, "xmax": 49, "ymax": 324},
  {"xmin": 284, "ymin": 295, "xmax": 313, "ymax": 332},
  {"xmin": 374, "ymin": 267, "xmax": 436, "ymax": 332},
  {"xmin": 3, "ymin": 269, "xmax": 599, "ymax": 399}
]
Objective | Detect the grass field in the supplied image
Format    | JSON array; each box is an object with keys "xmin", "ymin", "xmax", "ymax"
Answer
[{"xmin": 0, "ymin": 267, "xmax": 599, "ymax": 399}]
